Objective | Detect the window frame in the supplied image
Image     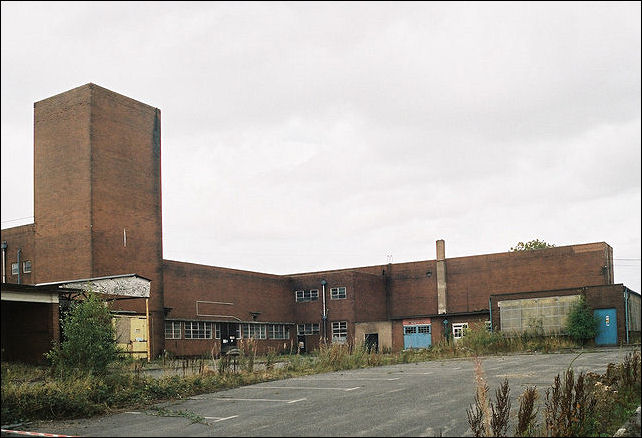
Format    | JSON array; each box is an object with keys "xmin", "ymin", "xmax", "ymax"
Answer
[
  {"xmin": 297, "ymin": 323, "xmax": 320, "ymax": 335},
  {"xmin": 164, "ymin": 321, "xmax": 181, "ymax": 339},
  {"xmin": 295, "ymin": 289, "xmax": 319, "ymax": 303},
  {"xmin": 330, "ymin": 286, "xmax": 347, "ymax": 300},
  {"xmin": 331, "ymin": 321, "xmax": 348, "ymax": 343},
  {"xmin": 22, "ymin": 260, "xmax": 32, "ymax": 273},
  {"xmin": 11, "ymin": 263, "xmax": 18, "ymax": 275},
  {"xmin": 240, "ymin": 323, "xmax": 267, "ymax": 339},
  {"xmin": 452, "ymin": 322, "xmax": 469, "ymax": 340},
  {"xmin": 184, "ymin": 321, "xmax": 213, "ymax": 339},
  {"xmin": 268, "ymin": 324, "xmax": 290, "ymax": 340}
]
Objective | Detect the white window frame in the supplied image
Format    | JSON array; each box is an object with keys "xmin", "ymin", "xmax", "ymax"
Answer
[
  {"xmin": 215, "ymin": 323, "xmax": 221, "ymax": 339},
  {"xmin": 295, "ymin": 289, "xmax": 319, "ymax": 302},
  {"xmin": 11, "ymin": 263, "xmax": 18, "ymax": 275},
  {"xmin": 164, "ymin": 321, "xmax": 181, "ymax": 339},
  {"xmin": 330, "ymin": 286, "xmax": 346, "ymax": 300},
  {"xmin": 240, "ymin": 323, "xmax": 267, "ymax": 339},
  {"xmin": 452, "ymin": 322, "xmax": 469, "ymax": 340},
  {"xmin": 297, "ymin": 323, "xmax": 320, "ymax": 335},
  {"xmin": 184, "ymin": 321, "xmax": 213, "ymax": 339},
  {"xmin": 331, "ymin": 321, "xmax": 348, "ymax": 343},
  {"xmin": 22, "ymin": 260, "xmax": 32, "ymax": 273},
  {"xmin": 268, "ymin": 324, "xmax": 290, "ymax": 340}
]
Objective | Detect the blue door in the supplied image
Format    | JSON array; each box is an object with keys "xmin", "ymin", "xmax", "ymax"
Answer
[
  {"xmin": 594, "ymin": 308, "xmax": 617, "ymax": 345},
  {"xmin": 403, "ymin": 324, "xmax": 432, "ymax": 349}
]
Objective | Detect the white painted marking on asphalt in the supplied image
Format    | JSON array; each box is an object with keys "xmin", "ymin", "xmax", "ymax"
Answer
[
  {"xmin": 373, "ymin": 388, "xmax": 405, "ymax": 397},
  {"xmin": 203, "ymin": 415, "xmax": 239, "ymax": 422},
  {"xmin": 125, "ymin": 411, "xmax": 142, "ymax": 414},
  {"xmin": 287, "ymin": 398, "xmax": 306, "ymax": 404},
  {"xmin": 247, "ymin": 385, "xmax": 361, "ymax": 391},
  {"xmin": 212, "ymin": 397, "xmax": 307, "ymax": 403},
  {"xmin": 301, "ymin": 377, "xmax": 400, "ymax": 381}
]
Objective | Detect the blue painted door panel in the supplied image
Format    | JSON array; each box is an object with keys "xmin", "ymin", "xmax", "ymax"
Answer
[
  {"xmin": 403, "ymin": 325, "xmax": 432, "ymax": 349},
  {"xmin": 594, "ymin": 308, "xmax": 617, "ymax": 345}
]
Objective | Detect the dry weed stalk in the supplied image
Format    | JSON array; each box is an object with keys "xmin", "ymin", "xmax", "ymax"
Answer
[
  {"xmin": 490, "ymin": 379, "xmax": 511, "ymax": 437},
  {"xmin": 515, "ymin": 386, "xmax": 539, "ymax": 436},
  {"xmin": 467, "ymin": 357, "xmax": 492, "ymax": 437}
]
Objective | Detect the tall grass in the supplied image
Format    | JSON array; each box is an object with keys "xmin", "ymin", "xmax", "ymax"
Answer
[{"xmin": 466, "ymin": 350, "xmax": 641, "ymax": 437}]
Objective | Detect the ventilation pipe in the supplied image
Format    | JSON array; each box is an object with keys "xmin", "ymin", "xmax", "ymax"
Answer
[
  {"xmin": 17, "ymin": 247, "xmax": 22, "ymax": 285},
  {"xmin": 321, "ymin": 279, "xmax": 328, "ymax": 342},
  {"xmin": 1, "ymin": 241, "xmax": 6, "ymax": 283},
  {"xmin": 436, "ymin": 240, "xmax": 447, "ymax": 314}
]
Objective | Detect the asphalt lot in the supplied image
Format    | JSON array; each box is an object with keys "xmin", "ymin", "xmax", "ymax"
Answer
[{"xmin": 20, "ymin": 347, "xmax": 640, "ymax": 437}]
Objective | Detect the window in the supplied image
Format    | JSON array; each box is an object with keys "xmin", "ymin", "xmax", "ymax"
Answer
[
  {"xmin": 11, "ymin": 263, "xmax": 18, "ymax": 275},
  {"xmin": 268, "ymin": 324, "xmax": 290, "ymax": 339},
  {"xmin": 297, "ymin": 323, "xmax": 320, "ymax": 335},
  {"xmin": 332, "ymin": 321, "xmax": 348, "ymax": 343},
  {"xmin": 418, "ymin": 325, "xmax": 431, "ymax": 334},
  {"xmin": 295, "ymin": 289, "xmax": 319, "ymax": 302},
  {"xmin": 404, "ymin": 326, "xmax": 417, "ymax": 335},
  {"xmin": 23, "ymin": 260, "xmax": 32, "ymax": 273},
  {"xmin": 330, "ymin": 287, "xmax": 346, "ymax": 300},
  {"xmin": 452, "ymin": 323, "xmax": 469, "ymax": 340},
  {"xmin": 215, "ymin": 323, "xmax": 221, "ymax": 339},
  {"xmin": 240, "ymin": 323, "xmax": 266, "ymax": 339},
  {"xmin": 165, "ymin": 321, "xmax": 181, "ymax": 339},
  {"xmin": 184, "ymin": 321, "xmax": 213, "ymax": 339}
]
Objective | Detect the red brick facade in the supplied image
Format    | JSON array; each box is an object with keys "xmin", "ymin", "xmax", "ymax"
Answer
[{"xmin": 1, "ymin": 84, "xmax": 636, "ymax": 360}]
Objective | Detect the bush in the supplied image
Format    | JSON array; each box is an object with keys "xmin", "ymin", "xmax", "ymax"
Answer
[
  {"xmin": 565, "ymin": 296, "xmax": 599, "ymax": 345},
  {"xmin": 46, "ymin": 292, "xmax": 120, "ymax": 375}
]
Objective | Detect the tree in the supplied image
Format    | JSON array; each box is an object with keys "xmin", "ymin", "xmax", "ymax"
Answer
[
  {"xmin": 510, "ymin": 239, "xmax": 556, "ymax": 252},
  {"xmin": 46, "ymin": 291, "xmax": 120, "ymax": 375},
  {"xmin": 565, "ymin": 296, "xmax": 599, "ymax": 345}
]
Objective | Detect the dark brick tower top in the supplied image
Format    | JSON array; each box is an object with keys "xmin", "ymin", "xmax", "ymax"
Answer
[{"xmin": 33, "ymin": 83, "xmax": 165, "ymax": 356}]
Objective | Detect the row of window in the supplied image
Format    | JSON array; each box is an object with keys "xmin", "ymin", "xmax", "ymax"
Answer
[
  {"xmin": 295, "ymin": 286, "xmax": 346, "ymax": 302},
  {"xmin": 296, "ymin": 321, "xmax": 348, "ymax": 343},
  {"xmin": 165, "ymin": 320, "xmax": 351, "ymax": 343},
  {"xmin": 11, "ymin": 260, "xmax": 31, "ymax": 275},
  {"xmin": 403, "ymin": 322, "xmax": 490, "ymax": 340},
  {"xmin": 164, "ymin": 321, "xmax": 291, "ymax": 340}
]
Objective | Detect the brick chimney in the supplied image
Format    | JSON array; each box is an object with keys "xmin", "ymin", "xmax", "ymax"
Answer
[{"xmin": 436, "ymin": 239, "xmax": 447, "ymax": 314}]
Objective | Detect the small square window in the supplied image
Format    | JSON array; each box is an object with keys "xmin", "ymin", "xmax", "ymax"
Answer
[
  {"xmin": 11, "ymin": 263, "xmax": 18, "ymax": 275},
  {"xmin": 330, "ymin": 287, "xmax": 346, "ymax": 300},
  {"xmin": 23, "ymin": 260, "xmax": 32, "ymax": 274}
]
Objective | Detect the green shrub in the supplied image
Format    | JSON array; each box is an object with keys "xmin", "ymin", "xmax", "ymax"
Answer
[
  {"xmin": 565, "ymin": 296, "xmax": 599, "ymax": 345},
  {"xmin": 46, "ymin": 292, "xmax": 120, "ymax": 376}
]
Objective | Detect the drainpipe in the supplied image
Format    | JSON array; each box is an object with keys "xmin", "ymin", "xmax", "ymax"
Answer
[
  {"xmin": 488, "ymin": 297, "xmax": 493, "ymax": 333},
  {"xmin": 1, "ymin": 241, "xmax": 7, "ymax": 283},
  {"xmin": 17, "ymin": 247, "xmax": 22, "ymax": 285},
  {"xmin": 321, "ymin": 279, "xmax": 328, "ymax": 343},
  {"xmin": 624, "ymin": 287, "xmax": 629, "ymax": 345}
]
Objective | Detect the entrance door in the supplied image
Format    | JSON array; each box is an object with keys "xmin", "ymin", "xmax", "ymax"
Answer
[
  {"xmin": 594, "ymin": 308, "xmax": 617, "ymax": 345},
  {"xmin": 221, "ymin": 323, "xmax": 239, "ymax": 353},
  {"xmin": 403, "ymin": 324, "xmax": 431, "ymax": 349},
  {"xmin": 297, "ymin": 335, "xmax": 306, "ymax": 353},
  {"xmin": 364, "ymin": 333, "xmax": 379, "ymax": 353}
]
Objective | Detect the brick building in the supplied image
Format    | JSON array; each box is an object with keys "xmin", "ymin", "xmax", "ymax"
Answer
[{"xmin": 1, "ymin": 84, "xmax": 639, "ymax": 362}]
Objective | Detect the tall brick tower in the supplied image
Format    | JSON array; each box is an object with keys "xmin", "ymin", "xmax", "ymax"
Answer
[{"xmin": 33, "ymin": 84, "xmax": 165, "ymax": 356}]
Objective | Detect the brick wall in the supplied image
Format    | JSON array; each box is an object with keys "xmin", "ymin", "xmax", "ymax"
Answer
[
  {"xmin": 1, "ymin": 224, "xmax": 35, "ymax": 285},
  {"xmin": 162, "ymin": 260, "xmax": 294, "ymax": 355},
  {"xmin": 34, "ymin": 85, "xmax": 93, "ymax": 284},
  {"xmin": 490, "ymin": 284, "xmax": 627, "ymax": 343}
]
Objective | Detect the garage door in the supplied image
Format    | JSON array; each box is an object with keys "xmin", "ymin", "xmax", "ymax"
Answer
[{"xmin": 403, "ymin": 324, "xmax": 431, "ymax": 349}]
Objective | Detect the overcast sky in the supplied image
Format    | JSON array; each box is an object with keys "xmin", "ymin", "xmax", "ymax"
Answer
[{"xmin": 1, "ymin": 2, "xmax": 640, "ymax": 292}]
